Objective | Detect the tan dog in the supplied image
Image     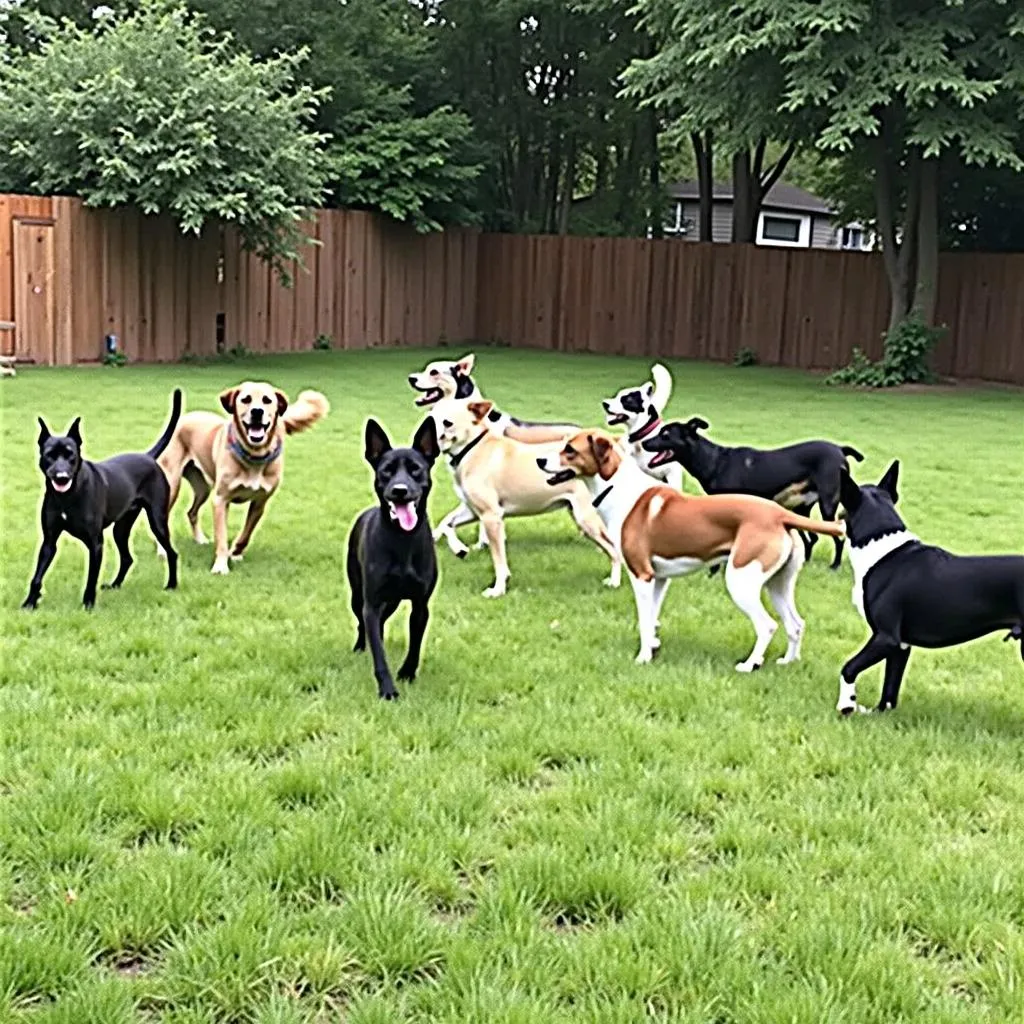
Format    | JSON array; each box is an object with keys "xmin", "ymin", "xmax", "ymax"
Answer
[
  {"xmin": 429, "ymin": 398, "xmax": 620, "ymax": 597},
  {"xmin": 537, "ymin": 430, "xmax": 845, "ymax": 669},
  {"xmin": 157, "ymin": 381, "xmax": 329, "ymax": 574}
]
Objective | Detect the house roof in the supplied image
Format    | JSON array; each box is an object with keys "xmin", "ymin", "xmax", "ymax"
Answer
[{"xmin": 666, "ymin": 180, "xmax": 834, "ymax": 215}]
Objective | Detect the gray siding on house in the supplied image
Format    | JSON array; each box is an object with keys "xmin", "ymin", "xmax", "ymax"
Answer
[
  {"xmin": 677, "ymin": 200, "xmax": 732, "ymax": 242},
  {"xmin": 810, "ymin": 216, "xmax": 839, "ymax": 249}
]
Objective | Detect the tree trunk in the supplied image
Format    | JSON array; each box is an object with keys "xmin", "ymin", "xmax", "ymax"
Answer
[
  {"xmin": 912, "ymin": 156, "xmax": 939, "ymax": 324},
  {"xmin": 731, "ymin": 150, "xmax": 756, "ymax": 243},
  {"xmin": 691, "ymin": 129, "xmax": 714, "ymax": 241},
  {"xmin": 647, "ymin": 107, "xmax": 662, "ymax": 239},
  {"xmin": 557, "ymin": 132, "xmax": 577, "ymax": 236}
]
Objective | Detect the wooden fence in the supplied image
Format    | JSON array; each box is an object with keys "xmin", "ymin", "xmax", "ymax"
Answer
[{"xmin": 2, "ymin": 194, "xmax": 1022, "ymax": 384}]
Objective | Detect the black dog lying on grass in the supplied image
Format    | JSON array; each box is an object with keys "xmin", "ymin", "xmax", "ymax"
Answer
[
  {"xmin": 836, "ymin": 461, "xmax": 1024, "ymax": 715},
  {"xmin": 347, "ymin": 417, "xmax": 441, "ymax": 700},
  {"xmin": 642, "ymin": 417, "xmax": 864, "ymax": 569},
  {"xmin": 24, "ymin": 390, "xmax": 182, "ymax": 610}
]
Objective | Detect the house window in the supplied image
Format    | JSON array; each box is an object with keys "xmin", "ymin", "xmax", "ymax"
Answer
[
  {"xmin": 663, "ymin": 201, "xmax": 684, "ymax": 236},
  {"xmin": 841, "ymin": 226, "xmax": 864, "ymax": 250},
  {"xmin": 761, "ymin": 215, "xmax": 801, "ymax": 243}
]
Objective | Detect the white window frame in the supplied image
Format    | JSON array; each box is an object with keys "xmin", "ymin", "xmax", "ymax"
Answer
[{"xmin": 757, "ymin": 211, "xmax": 809, "ymax": 247}]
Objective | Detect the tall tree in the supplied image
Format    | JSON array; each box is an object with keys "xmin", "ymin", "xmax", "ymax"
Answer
[
  {"xmin": 622, "ymin": 0, "xmax": 811, "ymax": 243},
  {"xmin": 0, "ymin": 0, "xmax": 327, "ymax": 273},
  {"xmin": 639, "ymin": 0, "xmax": 1024, "ymax": 331}
]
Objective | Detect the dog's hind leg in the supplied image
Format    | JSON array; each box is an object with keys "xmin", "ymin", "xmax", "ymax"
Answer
[
  {"xmin": 817, "ymin": 488, "xmax": 845, "ymax": 569},
  {"xmin": 651, "ymin": 577, "xmax": 671, "ymax": 648},
  {"xmin": 479, "ymin": 511, "xmax": 510, "ymax": 598},
  {"xmin": 765, "ymin": 535, "xmax": 806, "ymax": 665},
  {"xmin": 106, "ymin": 507, "xmax": 143, "ymax": 588},
  {"xmin": 837, "ymin": 631, "xmax": 902, "ymax": 714},
  {"xmin": 629, "ymin": 574, "xmax": 659, "ymax": 664},
  {"xmin": 433, "ymin": 502, "xmax": 478, "ymax": 558},
  {"xmin": 347, "ymin": 539, "xmax": 366, "ymax": 652},
  {"xmin": 725, "ymin": 556, "xmax": 779, "ymax": 673},
  {"xmin": 144, "ymin": 485, "xmax": 178, "ymax": 590},
  {"xmin": 183, "ymin": 462, "xmax": 211, "ymax": 544},
  {"xmin": 567, "ymin": 495, "xmax": 622, "ymax": 588}
]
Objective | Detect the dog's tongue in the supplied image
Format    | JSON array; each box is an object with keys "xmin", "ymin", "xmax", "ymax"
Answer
[
  {"xmin": 52, "ymin": 478, "xmax": 72, "ymax": 493},
  {"xmin": 393, "ymin": 501, "xmax": 418, "ymax": 531}
]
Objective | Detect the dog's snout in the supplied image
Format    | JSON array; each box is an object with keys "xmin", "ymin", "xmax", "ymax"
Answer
[
  {"xmin": 602, "ymin": 400, "xmax": 611, "ymax": 410},
  {"xmin": 389, "ymin": 483, "xmax": 410, "ymax": 500},
  {"xmin": 536, "ymin": 457, "xmax": 547, "ymax": 471},
  {"xmin": 249, "ymin": 408, "xmax": 264, "ymax": 424},
  {"xmin": 407, "ymin": 375, "xmax": 417, "ymax": 385}
]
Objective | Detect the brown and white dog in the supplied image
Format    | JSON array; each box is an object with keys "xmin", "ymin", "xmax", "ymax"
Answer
[
  {"xmin": 429, "ymin": 398, "xmax": 620, "ymax": 597},
  {"xmin": 157, "ymin": 381, "xmax": 329, "ymax": 574},
  {"xmin": 538, "ymin": 430, "xmax": 845, "ymax": 669}
]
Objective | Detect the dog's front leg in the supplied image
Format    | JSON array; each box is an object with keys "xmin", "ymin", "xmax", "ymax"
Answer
[
  {"xmin": 878, "ymin": 647, "xmax": 911, "ymax": 712},
  {"xmin": 211, "ymin": 492, "xmax": 232, "ymax": 574},
  {"xmin": 397, "ymin": 599, "xmax": 430, "ymax": 682},
  {"xmin": 480, "ymin": 512, "xmax": 510, "ymax": 598},
  {"xmin": 363, "ymin": 604, "xmax": 399, "ymax": 700},
  {"xmin": 22, "ymin": 528, "xmax": 61, "ymax": 609},
  {"xmin": 628, "ymin": 574, "xmax": 658, "ymax": 664},
  {"xmin": 82, "ymin": 538, "xmax": 104, "ymax": 609},
  {"xmin": 837, "ymin": 633, "xmax": 899, "ymax": 715},
  {"xmin": 231, "ymin": 499, "xmax": 267, "ymax": 560}
]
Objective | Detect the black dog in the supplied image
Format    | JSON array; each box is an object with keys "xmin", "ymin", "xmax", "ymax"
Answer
[
  {"xmin": 642, "ymin": 417, "xmax": 864, "ymax": 568},
  {"xmin": 836, "ymin": 460, "xmax": 1024, "ymax": 714},
  {"xmin": 347, "ymin": 417, "xmax": 441, "ymax": 700},
  {"xmin": 24, "ymin": 390, "xmax": 182, "ymax": 610}
]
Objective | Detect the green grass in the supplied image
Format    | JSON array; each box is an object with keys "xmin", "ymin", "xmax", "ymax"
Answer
[{"xmin": 1, "ymin": 348, "xmax": 1023, "ymax": 1023}]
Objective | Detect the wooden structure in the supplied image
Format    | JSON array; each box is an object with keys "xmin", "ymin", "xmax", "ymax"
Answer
[{"xmin": 1, "ymin": 194, "xmax": 1022, "ymax": 385}]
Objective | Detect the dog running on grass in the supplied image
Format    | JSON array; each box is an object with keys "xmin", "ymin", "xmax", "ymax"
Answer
[
  {"xmin": 157, "ymin": 381, "xmax": 329, "ymax": 574},
  {"xmin": 836, "ymin": 461, "xmax": 1024, "ymax": 715},
  {"xmin": 347, "ymin": 417, "xmax": 441, "ymax": 700},
  {"xmin": 24, "ymin": 389, "xmax": 182, "ymax": 610}
]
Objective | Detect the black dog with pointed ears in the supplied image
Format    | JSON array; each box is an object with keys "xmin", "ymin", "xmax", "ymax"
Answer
[
  {"xmin": 836, "ymin": 460, "xmax": 1024, "ymax": 715},
  {"xmin": 347, "ymin": 417, "xmax": 441, "ymax": 700},
  {"xmin": 24, "ymin": 390, "xmax": 181, "ymax": 610}
]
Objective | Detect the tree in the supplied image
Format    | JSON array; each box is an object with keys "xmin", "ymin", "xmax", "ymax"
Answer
[
  {"xmin": 0, "ymin": 1, "xmax": 328, "ymax": 273},
  {"xmin": 622, "ymin": 0, "xmax": 812, "ymax": 243},
  {"xmin": 675, "ymin": 0, "xmax": 1022, "ymax": 332},
  {"xmin": 190, "ymin": 0, "xmax": 484, "ymax": 231}
]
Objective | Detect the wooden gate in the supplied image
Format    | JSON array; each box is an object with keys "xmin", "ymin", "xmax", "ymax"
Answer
[{"xmin": 13, "ymin": 218, "xmax": 57, "ymax": 364}]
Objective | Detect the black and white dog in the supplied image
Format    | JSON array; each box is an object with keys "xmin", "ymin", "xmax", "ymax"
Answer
[
  {"xmin": 836, "ymin": 461, "xmax": 1024, "ymax": 715},
  {"xmin": 24, "ymin": 390, "xmax": 181, "ymax": 610},
  {"xmin": 601, "ymin": 363, "xmax": 681, "ymax": 489},
  {"xmin": 347, "ymin": 417, "xmax": 441, "ymax": 700},
  {"xmin": 642, "ymin": 417, "xmax": 864, "ymax": 568}
]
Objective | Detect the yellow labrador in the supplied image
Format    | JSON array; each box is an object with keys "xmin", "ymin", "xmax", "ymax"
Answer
[{"xmin": 158, "ymin": 381, "xmax": 329, "ymax": 573}]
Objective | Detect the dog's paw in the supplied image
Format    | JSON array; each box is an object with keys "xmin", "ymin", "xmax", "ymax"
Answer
[
  {"xmin": 210, "ymin": 559, "xmax": 230, "ymax": 575},
  {"xmin": 838, "ymin": 703, "xmax": 872, "ymax": 716},
  {"xmin": 101, "ymin": 582, "xmax": 122, "ymax": 590},
  {"xmin": 21, "ymin": 596, "xmax": 38, "ymax": 610},
  {"xmin": 397, "ymin": 662, "xmax": 417, "ymax": 682},
  {"xmin": 229, "ymin": 552, "xmax": 244, "ymax": 562},
  {"xmin": 379, "ymin": 688, "xmax": 400, "ymax": 701},
  {"xmin": 651, "ymin": 636, "xmax": 661, "ymax": 649},
  {"xmin": 155, "ymin": 545, "xmax": 168, "ymax": 560},
  {"xmin": 735, "ymin": 659, "xmax": 762, "ymax": 673},
  {"xmin": 634, "ymin": 649, "xmax": 654, "ymax": 665},
  {"xmin": 603, "ymin": 574, "xmax": 621, "ymax": 588},
  {"xmin": 194, "ymin": 531, "xmax": 210, "ymax": 545},
  {"xmin": 776, "ymin": 652, "xmax": 800, "ymax": 665}
]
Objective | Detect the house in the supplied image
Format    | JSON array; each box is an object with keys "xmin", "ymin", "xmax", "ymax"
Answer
[{"xmin": 662, "ymin": 180, "xmax": 874, "ymax": 251}]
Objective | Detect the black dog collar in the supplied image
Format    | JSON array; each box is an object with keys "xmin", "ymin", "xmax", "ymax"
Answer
[{"xmin": 449, "ymin": 430, "xmax": 488, "ymax": 469}]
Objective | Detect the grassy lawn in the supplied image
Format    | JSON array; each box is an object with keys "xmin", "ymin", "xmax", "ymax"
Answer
[{"xmin": 2, "ymin": 347, "xmax": 1024, "ymax": 1024}]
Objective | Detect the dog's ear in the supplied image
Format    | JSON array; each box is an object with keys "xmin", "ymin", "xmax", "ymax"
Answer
[
  {"xmin": 589, "ymin": 434, "xmax": 615, "ymax": 479},
  {"xmin": 274, "ymin": 390, "xmax": 289, "ymax": 417},
  {"xmin": 454, "ymin": 353, "xmax": 475, "ymax": 377},
  {"xmin": 838, "ymin": 467, "xmax": 861, "ymax": 513},
  {"xmin": 878, "ymin": 460, "xmax": 900, "ymax": 502},
  {"xmin": 66, "ymin": 417, "xmax": 82, "ymax": 446},
  {"xmin": 468, "ymin": 400, "xmax": 493, "ymax": 424},
  {"xmin": 687, "ymin": 417, "xmax": 709, "ymax": 432},
  {"xmin": 411, "ymin": 417, "xmax": 440, "ymax": 465},
  {"xmin": 37, "ymin": 417, "xmax": 51, "ymax": 446},
  {"xmin": 219, "ymin": 387, "xmax": 240, "ymax": 414},
  {"xmin": 364, "ymin": 419, "xmax": 392, "ymax": 467}
]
